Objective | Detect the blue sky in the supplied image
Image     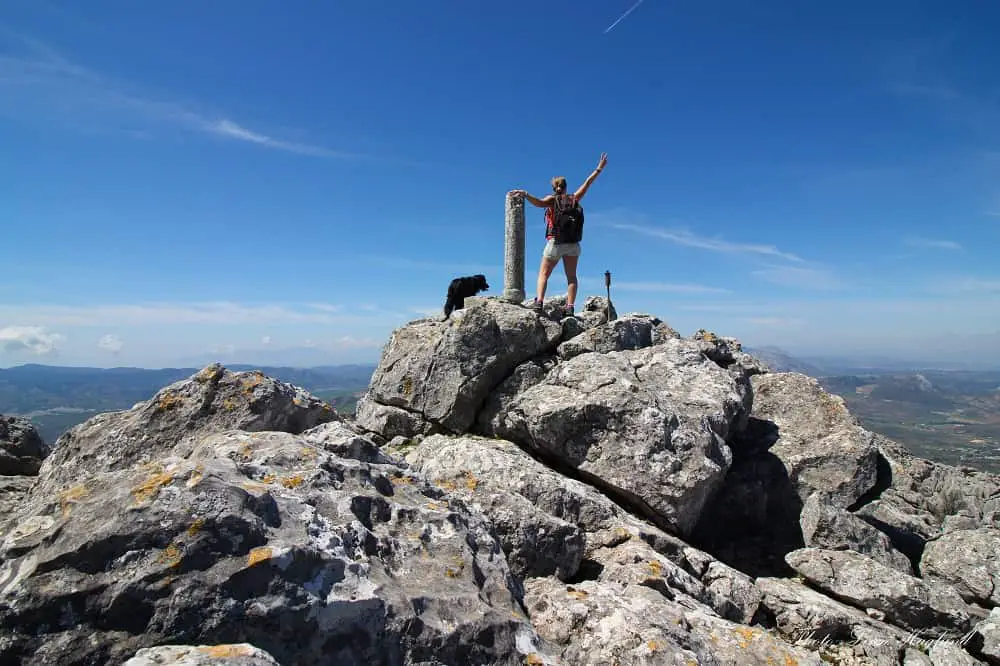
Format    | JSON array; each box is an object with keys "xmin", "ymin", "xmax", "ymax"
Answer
[{"xmin": 2, "ymin": 0, "xmax": 1000, "ymax": 368}]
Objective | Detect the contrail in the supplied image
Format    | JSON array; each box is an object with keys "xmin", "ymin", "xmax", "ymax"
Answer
[{"xmin": 603, "ymin": 0, "xmax": 645, "ymax": 34}]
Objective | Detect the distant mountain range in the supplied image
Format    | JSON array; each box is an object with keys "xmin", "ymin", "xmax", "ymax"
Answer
[{"xmin": 0, "ymin": 363, "xmax": 376, "ymax": 444}]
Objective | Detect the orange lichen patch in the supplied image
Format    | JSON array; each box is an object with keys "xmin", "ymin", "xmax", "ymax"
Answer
[
  {"xmin": 197, "ymin": 645, "xmax": 255, "ymax": 658},
  {"xmin": 261, "ymin": 474, "xmax": 276, "ymax": 484},
  {"xmin": 391, "ymin": 474, "xmax": 415, "ymax": 486},
  {"xmin": 321, "ymin": 402, "xmax": 335, "ymax": 412},
  {"xmin": 280, "ymin": 474, "xmax": 305, "ymax": 489},
  {"xmin": 58, "ymin": 484, "xmax": 89, "ymax": 517},
  {"xmin": 401, "ymin": 376, "xmax": 413, "ymax": 397},
  {"xmin": 647, "ymin": 640, "xmax": 660, "ymax": 651},
  {"xmin": 425, "ymin": 501, "xmax": 447, "ymax": 511},
  {"xmin": 237, "ymin": 441, "xmax": 254, "ymax": 459},
  {"xmin": 247, "ymin": 547, "xmax": 273, "ymax": 567},
  {"xmin": 241, "ymin": 374, "xmax": 263, "ymax": 397},
  {"xmin": 566, "ymin": 587, "xmax": 588, "ymax": 600},
  {"xmin": 155, "ymin": 390, "xmax": 184, "ymax": 413},
  {"xmin": 525, "ymin": 655, "xmax": 545, "ymax": 665},
  {"xmin": 784, "ymin": 655, "xmax": 799, "ymax": 666},
  {"xmin": 292, "ymin": 397, "xmax": 304, "ymax": 407},
  {"xmin": 222, "ymin": 397, "xmax": 237, "ymax": 411},
  {"xmin": 157, "ymin": 543, "xmax": 183, "ymax": 568},
  {"xmin": 734, "ymin": 626, "xmax": 757, "ymax": 648},
  {"xmin": 131, "ymin": 469, "xmax": 174, "ymax": 504},
  {"xmin": 647, "ymin": 560, "xmax": 663, "ymax": 577},
  {"xmin": 298, "ymin": 446, "xmax": 318, "ymax": 461},
  {"xmin": 185, "ymin": 465, "xmax": 205, "ymax": 489},
  {"xmin": 445, "ymin": 556, "xmax": 465, "ymax": 578},
  {"xmin": 433, "ymin": 479, "xmax": 457, "ymax": 491},
  {"xmin": 195, "ymin": 365, "xmax": 224, "ymax": 383},
  {"xmin": 463, "ymin": 471, "xmax": 479, "ymax": 491},
  {"xmin": 186, "ymin": 518, "xmax": 206, "ymax": 537}
]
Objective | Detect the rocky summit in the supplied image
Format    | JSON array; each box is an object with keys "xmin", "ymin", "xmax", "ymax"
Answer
[{"xmin": 1, "ymin": 296, "xmax": 998, "ymax": 666}]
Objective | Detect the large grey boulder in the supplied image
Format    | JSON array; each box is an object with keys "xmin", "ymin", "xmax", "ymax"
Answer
[
  {"xmin": 523, "ymin": 577, "xmax": 821, "ymax": 665},
  {"xmin": 556, "ymin": 313, "xmax": 667, "ymax": 360},
  {"xmin": 785, "ymin": 547, "xmax": 978, "ymax": 637},
  {"xmin": 0, "ymin": 415, "xmax": 50, "ymax": 476},
  {"xmin": 124, "ymin": 644, "xmax": 281, "ymax": 665},
  {"xmin": 357, "ymin": 299, "xmax": 561, "ymax": 435},
  {"xmin": 755, "ymin": 576, "xmax": 910, "ymax": 665},
  {"xmin": 748, "ymin": 372, "xmax": 879, "ymax": 506},
  {"xmin": 399, "ymin": 432, "xmax": 761, "ymax": 625},
  {"xmin": 402, "ymin": 434, "xmax": 586, "ymax": 582},
  {"xmin": 799, "ymin": 492, "xmax": 914, "ymax": 574},
  {"xmin": 971, "ymin": 607, "xmax": 1000, "ymax": 665},
  {"xmin": 35, "ymin": 363, "xmax": 340, "ymax": 494},
  {"xmin": 856, "ymin": 435, "xmax": 1000, "ymax": 563},
  {"xmin": 0, "ymin": 401, "xmax": 549, "ymax": 664},
  {"xmin": 484, "ymin": 337, "xmax": 751, "ymax": 537},
  {"xmin": 920, "ymin": 528, "xmax": 1000, "ymax": 607}
]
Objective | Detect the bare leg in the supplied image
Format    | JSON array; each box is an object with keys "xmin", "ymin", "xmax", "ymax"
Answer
[
  {"xmin": 563, "ymin": 254, "xmax": 579, "ymax": 308},
  {"xmin": 536, "ymin": 255, "xmax": 560, "ymax": 303}
]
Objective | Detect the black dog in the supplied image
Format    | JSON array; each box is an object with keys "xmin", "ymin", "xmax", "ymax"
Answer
[{"xmin": 443, "ymin": 274, "xmax": 489, "ymax": 319}]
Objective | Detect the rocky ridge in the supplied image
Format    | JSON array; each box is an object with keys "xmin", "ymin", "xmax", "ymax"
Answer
[{"xmin": 0, "ymin": 294, "xmax": 997, "ymax": 665}]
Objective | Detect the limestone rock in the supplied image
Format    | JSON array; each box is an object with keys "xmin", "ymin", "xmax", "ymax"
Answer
[
  {"xmin": 748, "ymin": 372, "xmax": 879, "ymax": 507},
  {"xmin": 523, "ymin": 577, "xmax": 821, "ymax": 665},
  {"xmin": 486, "ymin": 338, "xmax": 750, "ymax": 537},
  {"xmin": 0, "ymin": 427, "xmax": 547, "ymax": 665},
  {"xmin": 927, "ymin": 641, "xmax": 987, "ymax": 666},
  {"xmin": 353, "ymin": 395, "xmax": 430, "ymax": 440},
  {"xmin": 799, "ymin": 492, "xmax": 914, "ymax": 574},
  {"xmin": 0, "ymin": 475, "xmax": 34, "ymax": 523},
  {"xmin": 358, "ymin": 299, "xmax": 561, "ymax": 435},
  {"xmin": 970, "ymin": 607, "xmax": 1000, "ymax": 665},
  {"xmin": 755, "ymin": 576, "xmax": 909, "ymax": 665},
  {"xmin": 403, "ymin": 434, "xmax": 586, "ymax": 581},
  {"xmin": 785, "ymin": 547, "xmax": 977, "ymax": 637},
  {"xmin": 124, "ymin": 644, "xmax": 281, "ymax": 665},
  {"xmin": 920, "ymin": 528, "xmax": 1000, "ymax": 607},
  {"xmin": 0, "ymin": 415, "xmax": 50, "ymax": 476},
  {"xmin": 556, "ymin": 313, "xmax": 663, "ymax": 360},
  {"xmin": 856, "ymin": 435, "xmax": 1000, "ymax": 563},
  {"xmin": 35, "ymin": 363, "xmax": 340, "ymax": 494}
]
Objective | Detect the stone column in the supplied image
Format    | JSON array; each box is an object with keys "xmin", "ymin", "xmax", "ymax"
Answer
[{"xmin": 503, "ymin": 191, "xmax": 526, "ymax": 303}]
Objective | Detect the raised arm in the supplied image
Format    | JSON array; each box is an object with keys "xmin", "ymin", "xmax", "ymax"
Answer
[
  {"xmin": 511, "ymin": 190, "xmax": 554, "ymax": 208},
  {"xmin": 573, "ymin": 152, "xmax": 608, "ymax": 201}
]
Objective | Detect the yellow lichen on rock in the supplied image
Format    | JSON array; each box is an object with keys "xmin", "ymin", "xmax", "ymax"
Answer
[
  {"xmin": 186, "ymin": 518, "xmax": 205, "ymax": 537},
  {"xmin": 222, "ymin": 397, "xmax": 237, "ymax": 411},
  {"xmin": 280, "ymin": 474, "xmax": 305, "ymax": 489},
  {"xmin": 197, "ymin": 645, "xmax": 255, "ymax": 658},
  {"xmin": 131, "ymin": 469, "xmax": 174, "ymax": 505},
  {"xmin": 647, "ymin": 560, "xmax": 663, "ymax": 577},
  {"xmin": 525, "ymin": 655, "xmax": 545, "ymax": 665},
  {"xmin": 155, "ymin": 390, "xmax": 184, "ymax": 413},
  {"xmin": 734, "ymin": 626, "xmax": 757, "ymax": 648},
  {"xmin": 194, "ymin": 364, "xmax": 224, "ymax": 383},
  {"xmin": 463, "ymin": 471, "xmax": 479, "ymax": 491},
  {"xmin": 247, "ymin": 547, "xmax": 272, "ymax": 567},
  {"xmin": 157, "ymin": 543, "xmax": 183, "ymax": 568},
  {"xmin": 186, "ymin": 465, "xmax": 204, "ymax": 489},
  {"xmin": 445, "ymin": 556, "xmax": 465, "ymax": 578},
  {"xmin": 566, "ymin": 587, "xmax": 588, "ymax": 600},
  {"xmin": 58, "ymin": 484, "xmax": 89, "ymax": 517}
]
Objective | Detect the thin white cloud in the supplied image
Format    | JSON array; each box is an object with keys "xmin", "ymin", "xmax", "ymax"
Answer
[
  {"xmin": 261, "ymin": 335, "xmax": 272, "ymax": 346},
  {"xmin": 306, "ymin": 303, "xmax": 343, "ymax": 313},
  {"xmin": 751, "ymin": 265, "xmax": 846, "ymax": 290},
  {"xmin": 604, "ymin": 0, "xmax": 645, "ymax": 34},
  {"xmin": 581, "ymin": 277, "xmax": 730, "ymax": 294},
  {"xmin": 97, "ymin": 333, "xmax": 123, "ymax": 354},
  {"xmin": 0, "ymin": 326, "xmax": 64, "ymax": 356},
  {"xmin": 0, "ymin": 31, "xmax": 369, "ymax": 160},
  {"xmin": 931, "ymin": 278, "xmax": 1000, "ymax": 293},
  {"xmin": 334, "ymin": 335, "xmax": 382, "ymax": 349},
  {"xmin": 612, "ymin": 223, "xmax": 804, "ymax": 263},
  {"xmin": 0, "ymin": 302, "xmax": 404, "ymax": 327},
  {"xmin": 741, "ymin": 317, "xmax": 805, "ymax": 328},
  {"xmin": 905, "ymin": 237, "xmax": 962, "ymax": 250},
  {"xmin": 985, "ymin": 211, "xmax": 1000, "ymax": 217}
]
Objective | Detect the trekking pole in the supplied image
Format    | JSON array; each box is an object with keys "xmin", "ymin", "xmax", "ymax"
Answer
[{"xmin": 604, "ymin": 270, "xmax": 615, "ymax": 321}]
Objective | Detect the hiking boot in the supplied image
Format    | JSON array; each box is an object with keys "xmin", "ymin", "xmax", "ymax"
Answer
[
  {"xmin": 529, "ymin": 298, "xmax": 543, "ymax": 311},
  {"xmin": 564, "ymin": 304, "xmax": 575, "ymax": 317}
]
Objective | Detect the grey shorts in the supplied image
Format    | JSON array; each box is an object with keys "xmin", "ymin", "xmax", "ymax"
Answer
[{"xmin": 543, "ymin": 240, "xmax": 581, "ymax": 259}]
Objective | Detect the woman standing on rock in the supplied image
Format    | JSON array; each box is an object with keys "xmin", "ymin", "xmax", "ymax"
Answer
[{"xmin": 512, "ymin": 152, "xmax": 607, "ymax": 317}]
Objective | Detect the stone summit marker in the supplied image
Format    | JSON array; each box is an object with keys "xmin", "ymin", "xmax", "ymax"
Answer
[{"xmin": 503, "ymin": 190, "xmax": 526, "ymax": 303}]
